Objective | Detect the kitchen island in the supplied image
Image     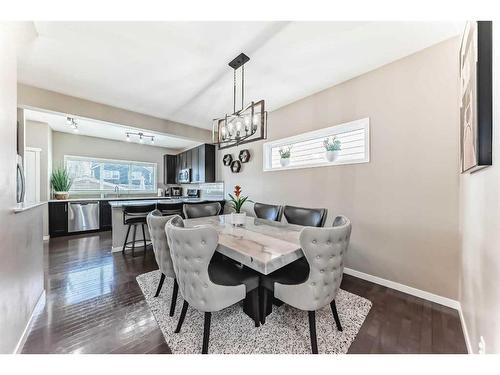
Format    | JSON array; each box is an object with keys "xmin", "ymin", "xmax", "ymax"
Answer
[{"xmin": 109, "ymin": 198, "xmax": 225, "ymax": 252}]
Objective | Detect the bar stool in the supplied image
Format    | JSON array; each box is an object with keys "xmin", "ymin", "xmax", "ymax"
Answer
[
  {"xmin": 157, "ymin": 202, "xmax": 184, "ymax": 218},
  {"xmin": 122, "ymin": 203, "xmax": 156, "ymax": 257}
]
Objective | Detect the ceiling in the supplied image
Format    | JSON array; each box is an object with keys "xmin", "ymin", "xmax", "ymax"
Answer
[
  {"xmin": 24, "ymin": 109, "xmax": 201, "ymax": 150},
  {"xmin": 17, "ymin": 22, "xmax": 463, "ymax": 130}
]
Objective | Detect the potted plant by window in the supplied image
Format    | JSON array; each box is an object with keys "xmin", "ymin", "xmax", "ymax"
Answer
[
  {"xmin": 228, "ymin": 185, "xmax": 249, "ymax": 226},
  {"xmin": 279, "ymin": 146, "xmax": 292, "ymax": 167},
  {"xmin": 51, "ymin": 167, "xmax": 72, "ymax": 200},
  {"xmin": 323, "ymin": 136, "xmax": 341, "ymax": 162}
]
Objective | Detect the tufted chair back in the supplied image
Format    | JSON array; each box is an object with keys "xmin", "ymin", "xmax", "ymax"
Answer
[
  {"xmin": 283, "ymin": 205, "xmax": 328, "ymax": 227},
  {"xmin": 183, "ymin": 202, "xmax": 221, "ymax": 219},
  {"xmin": 146, "ymin": 210, "xmax": 176, "ymax": 278},
  {"xmin": 274, "ymin": 217, "xmax": 352, "ymax": 311},
  {"xmin": 165, "ymin": 219, "xmax": 245, "ymax": 312},
  {"xmin": 254, "ymin": 202, "xmax": 283, "ymax": 222}
]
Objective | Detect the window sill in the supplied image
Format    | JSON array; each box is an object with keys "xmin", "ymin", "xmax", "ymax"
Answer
[{"xmin": 263, "ymin": 158, "xmax": 369, "ymax": 172}]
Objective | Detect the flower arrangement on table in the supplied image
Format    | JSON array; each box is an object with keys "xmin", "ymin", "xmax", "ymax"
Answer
[{"xmin": 228, "ymin": 185, "xmax": 250, "ymax": 226}]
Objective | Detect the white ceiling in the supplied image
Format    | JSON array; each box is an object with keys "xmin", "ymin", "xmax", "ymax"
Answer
[
  {"xmin": 24, "ymin": 109, "xmax": 201, "ymax": 150},
  {"xmin": 17, "ymin": 21, "xmax": 463, "ymax": 130}
]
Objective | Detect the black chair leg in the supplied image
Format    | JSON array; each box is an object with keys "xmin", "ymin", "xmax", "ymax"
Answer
[
  {"xmin": 174, "ymin": 300, "xmax": 189, "ymax": 333},
  {"xmin": 202, "ymin": 312, "xmax": 211, "ymax": 354},
  {"xmin": 122, "ymin": 224, "xmax": 131, "ymax": 254},
  {"xmin": 260, "ymin": 287, "xmax": 267, "ymax": 325},
  {"xmin": 141, "ymin": 223, "xmax": 147, "ymax": 256},
  {"xmin": 308, "ymin": 311, "xmax": 318, "ymax": 354},
  {"xmin": 131, "ymin": 224, "xmax": 137, "ymax": 257},
  {"xmin": 154, "ymin": 273, "xmax": 166, "ymax": 297},
  {"xmin": 330, "ymin": 300, "xmax": 343, "ymax": 331},
  {"xmin": 250, "ymin": 288, "xmax": 260, "ymax": 327},
  {"xmin": 169, "ymin": 279, "xmax": 179, "ymax": 317}
]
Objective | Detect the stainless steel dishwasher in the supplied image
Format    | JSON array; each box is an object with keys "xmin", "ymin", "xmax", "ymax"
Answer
[{"xmin": 68, "ymin": 201, "xmax": 100, "ymax": 233}]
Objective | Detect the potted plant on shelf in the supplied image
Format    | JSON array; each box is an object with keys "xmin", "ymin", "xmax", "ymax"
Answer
[
  {"xmin": 323, "ymin": 136, "xmax": 341, "ymax": 162},
  {"xmin": 51, "ymin": 167, "xmax": 72, "ymax": 200},
  {"xmin": 279, "ymin": 146, "xmax": 292, "ymax": 167},
  {"xmin": 228, "ymin": 185, "xmax": 249, "ymax": 226}
]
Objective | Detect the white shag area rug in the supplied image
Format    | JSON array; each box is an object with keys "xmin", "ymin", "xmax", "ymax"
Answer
[{"xmin": 137, "ymin": 270, "xmax": 371, "ymax": 354}]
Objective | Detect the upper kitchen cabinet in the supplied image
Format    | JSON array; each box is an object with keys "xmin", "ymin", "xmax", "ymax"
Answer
[
  {"xmin": 163, "ymin": 154, "xmax": 177, "ymax": 184},
  {"xmin": 164, "ymin": 143, "xmax": 215, "ymax": 184}
]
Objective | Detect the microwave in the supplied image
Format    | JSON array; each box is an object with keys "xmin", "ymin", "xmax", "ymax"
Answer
[{"xmin": 178, "ymin": 168, "xmax": 191, "ymax": 183}]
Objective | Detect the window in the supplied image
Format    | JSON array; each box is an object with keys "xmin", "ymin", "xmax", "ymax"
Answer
[
  {"xmin": 263, "ymin": 118, "xmax": 369, "ymax": 171},
  {"xmin": 64, "ymin": 155, "xmax": 157, "ymax": 193}
]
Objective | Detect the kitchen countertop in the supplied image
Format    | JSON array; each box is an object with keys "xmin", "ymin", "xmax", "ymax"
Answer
[
  {"xmin": 13, "ymin": 201, "xmax": 47, "ymax": 213},
  {"xmin": 109, "ymin": 197, "xmax": 225, "ymax": 208},
  {"xmin": 49, "ymin": 196, "xmax": 178, "ymax": 203}
]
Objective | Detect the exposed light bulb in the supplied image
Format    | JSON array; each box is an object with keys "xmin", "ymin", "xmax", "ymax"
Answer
[
  {"xmin": 252, "ymin": 114, "xmax": 259, "ymax": 126},
  {"xmin": 139, "ymin": 134, "xmax": 143, "ymax": 143},
  {"xmin": 126, "ymin": 134, "xmax": 131, "ymax": 142},
  {"xmin": 244, "ymin": 115, "xmax": 251, "ymax": 126},
  {"xmin": 236, "ymin": 120, "xmax": 242, "ymax": 132},
  {"xmin": 66, "ymin": 117, "xmax": 72, "ymax": 126},
  {"xmin": 73, "ymin": 126, "xmax": 78, "ymax": 133},
  {"xmin": 150, "ymin": 137, "xmax": 154, "ymax": 145}
]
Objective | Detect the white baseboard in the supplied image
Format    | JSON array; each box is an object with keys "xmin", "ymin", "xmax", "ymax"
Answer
[
  {"xmin": 13, "ymin": 289, "xmax": 46, "ymax": 354},
  {"xmin": 43, "ymin": 235, "xmax": 50, "ymax": 241},
  {"xmin": 343, "ymin": 267, "xmax": 460, "ymax": 310},
  {"xmin": 111, "ymin": 246, "xmax": 122, "ymax": 253},
  {"xmin": 458, "ymin": 305, "xmax": 472, "ymax": 354}
]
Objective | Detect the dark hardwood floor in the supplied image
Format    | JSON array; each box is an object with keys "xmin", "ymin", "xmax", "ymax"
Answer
[{"xmin": 22, "ymin": 231, "xmax": 467, "ymax": 354}]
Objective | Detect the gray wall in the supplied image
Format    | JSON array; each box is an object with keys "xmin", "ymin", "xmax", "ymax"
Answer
[
  {"xmin": 52, "ymin": 131, "xmax": 175, "ymax": 192},
  {"xmin": 0, "ymin": 23, "xmax": 45, "ymax": 353},
  {"xmin": 217, "ymin": 37, "xmax": 461, "ymax": 300},
  {"xmin": 459, "ymin": 25, "xmax": 500, "ymax": 353}
]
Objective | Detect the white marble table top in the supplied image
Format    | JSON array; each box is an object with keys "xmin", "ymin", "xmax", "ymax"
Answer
[{"xmin": 183, "ymin": 214, "xmax": 305, "ymax": 275}]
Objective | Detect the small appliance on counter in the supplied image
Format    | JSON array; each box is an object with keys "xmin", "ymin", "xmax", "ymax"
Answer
[
  {"xmin": 157, "ymin": 188, "xmax": 164, "ymax": 197},
  {"xmin": 171, "ymin": 186, "xmax": 182, "ymax": 197},
  {"xmin": 186, "ymin": 188, "xmax": 200, "ymax": 198}
]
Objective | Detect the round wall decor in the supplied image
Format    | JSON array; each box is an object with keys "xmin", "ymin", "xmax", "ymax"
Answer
[
  {"xmin": 238, "ymin": 149, "xmax": 251, "ymax": 163},
  {"xmin": 230, "ymin": 160, "xmax": 241, "ymax": 173}
]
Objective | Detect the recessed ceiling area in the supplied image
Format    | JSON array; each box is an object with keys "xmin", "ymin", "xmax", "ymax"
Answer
[
  {"xmin": 17, "ymin": 22, "xmax": 463, "ymax": 130},
  {"xmin": 24, "ymin": 109, "xmax": 202, "ymax": 150}
]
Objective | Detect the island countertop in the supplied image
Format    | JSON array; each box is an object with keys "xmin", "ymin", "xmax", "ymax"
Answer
[{"xmin": 109, "ymin": 197, "xmax": 225, "ymax": 208}]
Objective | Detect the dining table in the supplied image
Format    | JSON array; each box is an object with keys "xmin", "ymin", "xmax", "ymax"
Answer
[{"xmin": 183, "ymin": 213, "xmax": 306, "ymax": 323}]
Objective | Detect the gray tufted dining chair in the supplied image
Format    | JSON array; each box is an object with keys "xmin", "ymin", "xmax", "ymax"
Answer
[
  {"xmin": 183, "ymin": 202, "xmax": 221, "ymax": 219},
  {"xmin": 261, "ymin": 215, "xmax": 352, "ymax": 353},
  {"xmin": 165, "ymin": 216, "xmax": 260, "ymax": 354},
  {"xmin": 146, "ymin": 210, "xmax": 178, "ymax": 316}
]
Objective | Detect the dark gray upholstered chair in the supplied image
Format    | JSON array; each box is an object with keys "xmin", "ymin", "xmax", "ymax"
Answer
[
  {"xmin": 146, "ymin": 210, "xmax": 178, "ymax": 316},
  {"xmin": 283, "ymin": 205, "xmax": 328, "ymax": 227},
  {"xmin": 122, "ymin": 203, "xmax": 156, "ymax": 257},
  {"xmin": 261, "ymin": 216, "xmax": 352, "ymax": 353},
  {"xmin": 254, "ymin": 202, "xmax": 283, "ymax": 222},
  {"xmin": 165, "ymin": 217, "xmax": 260, "ymax": 354},
  {"xmin": 183, "ymin": 202, "xmax": 221, "ymax": 219}
]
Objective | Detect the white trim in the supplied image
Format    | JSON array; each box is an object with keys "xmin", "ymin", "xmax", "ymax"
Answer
[
  {"xmin": 112, "ymin": 246, "xmax": 122, "ymax": 253},
  {"xmin": 43, "ymin": 235, "xmax": 50, "ymax": 241},
  {"xmin": 13, "ymin": 290, "xmax": 46, "ymax": 354},
  {"xmin": 343, "ymin": 267, "xmax": 460, "ymax": 310},
  {"xmin": 458, "ymin": 305, "xmax": 473, "ymax": 354},
  {"xmin": 263, "ymin": 117, "xmax": 370, "ymax": 172}
]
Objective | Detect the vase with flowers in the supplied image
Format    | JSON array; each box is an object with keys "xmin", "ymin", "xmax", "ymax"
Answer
[{"xmin": 228, "ymin": 185, "xmax": 249, "ymax": 226}]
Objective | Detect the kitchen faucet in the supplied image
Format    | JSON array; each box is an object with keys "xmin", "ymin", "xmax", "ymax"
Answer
[{"xmin": 114, "ymin": 185, "xmax": 120, "ymax": 197}]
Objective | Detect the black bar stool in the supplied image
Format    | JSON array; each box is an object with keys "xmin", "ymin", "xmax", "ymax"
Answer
[
  {"xmin": 157, "ymin": 202, "xmax": 184, "ymax": 218},
  {"xmin": 122, "ymin": 203, "xmax": 156, "ymax": 257}
]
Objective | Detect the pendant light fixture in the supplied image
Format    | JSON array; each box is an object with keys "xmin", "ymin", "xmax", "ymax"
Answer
[{"xmin": 212, "ymin": 53, "xmax": 267, "ymax": 150}]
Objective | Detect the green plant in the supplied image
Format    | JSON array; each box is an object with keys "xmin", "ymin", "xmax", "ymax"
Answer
[
  {"xmin": 228, "ymin": 185, "xmax": 249, "ymax": 213},
  {"xmin": 279, "ymin": 146, "xmax": 292, "ymax": 159},
  {"xmin": 323, "ymin": 136, "xmax": 341, "ymax": 151},
  {"xmin": 51, "ymin": 167, "xmax": 72, "ymax": 192}
]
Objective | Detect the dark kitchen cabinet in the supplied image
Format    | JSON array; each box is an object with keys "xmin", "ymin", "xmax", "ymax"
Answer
[
  {"xmin": 49, "ymin": 201, "xmax": 68, "ymax": 237},
  {"xmin": 191, "ymin": 147, "xmax": 200, "ymax": 182},
  {"xmin": 99, "ymin": 200, "xmax": 112, "ymax": 231},
  {"xmin": 163, "ymin": 154, "xmax": 177, "ymax": 184},
  {"xmin": 171, "ymin": 143, "xmax": 216, "ymax": 184}
]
